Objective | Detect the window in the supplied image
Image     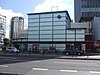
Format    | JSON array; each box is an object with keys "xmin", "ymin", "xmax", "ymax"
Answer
[
  {"xmin": 67, "ymin": 30, "xmax": 75, "ymax": 33},
  {"xmin": 67, "ymin": 34, "xmax": 75, "ymax": 38},
  {"xmin": 40, "ymin": 39, "xmax": 52, "ymax": 41},
  {"xmin": 28, "ymin": 34, "xmax": 39, "ymax": 38},
  {"xmin": 28, "ymin": 18, "xmax": 39, "ymax": 22},
  {"xmin": 40, "ymin": 18, "xmax": 52, "ymax": 22},
  {"xmin": 40, "ymin": 26, "xmax": 52, "ymax": 30},
  {"xmin": 53, "ymin": 21, "xmax": 66, "ymax": 25},
  {"xmin": 28, "ymin": 31, "xmax": 39, "ymax": 34},
  {"xmin": 29, "ymin": 27, "xmax": 39, "ymax": 30},
  {"xmin": 28, "ymin": 15, "xmax": 39, "ymax": 19},
  {"xmin": 53, "ymin": 39, "xmax": 65, "ymax": 41},
  {"xmin": 40, "ymin": 22, "xmax": 52, "ymax": 26},
  {"xmin": 29, "ymin": 23, "xmax": 39, "ymax": 26},
  {"xmin": 76, "ymin": 39, "xmax": 84, "ymax": 41},
  {"xmin": 76, "ymin": 34, "xmax": 84, "ymax": 38},
  {"xmin": 40, "ymin": 35, "xmax": 52, "ymax": 38},
  {"xmin": 28, "ymin": 38, "xmax": 39, "ymax": 41},
  {"xmin": 53, "ymin": 35, "xmax": 65, "ymax": 38},
  {"xmin": 40, "ymin": 14, "xmax": 52, "ymax": 18},
  {"xmin": 53, "ymin": 30, "xmax": 65, "ymax": 34},
  {"xmin": 67, "ymin": 38, "xmax": 75, "ymax": 41},
  {"xmin": 40, "ymin": 31, "xmax": 52, "ymax": 34},
  {"xmin": 76, "ymin": 30, "xmax": 85, "ymax": 33},
  {"xmin": 53, "ymin": 26, "xmax": 66, "ymax": 30}
]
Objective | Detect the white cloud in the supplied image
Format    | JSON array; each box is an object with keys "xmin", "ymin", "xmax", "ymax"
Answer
[
  {"xmin": 0, "ymin": 7, "xmax": 24, "ymax": 38},
  {"xmin": 34, "ymin": 0, "xmax": 74, "ymax": 20}
]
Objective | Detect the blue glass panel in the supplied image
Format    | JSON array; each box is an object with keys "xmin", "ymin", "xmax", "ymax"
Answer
[
  {"xmin": 40, "ymin": 35, "xmax": 52, "ymax": 38},
  {"xmin": 53, "ymin": 26, "xmax": 66, "ymax": 30},
  {"xmin": 53, "ymin": 35, "xmax": 65, "ymax": 38},
  {"xmin": 67, "ymin": 39, "xmax": 75, "ymax": 41},
  {"xmin": 40, "ymin": 31, "xmax": 52, "ymax": 34},
  {"xmin": 67, "ymin": 34, "xmax": 75, "ymax": 38},
  {"xmin": 29, "ymin": 23, "xmax": 39, "ymax": 26},
  {"xmin": 40, "ymin": 18, "xmax": 52, "ymax": 22},
  {"xmin": 76, "ymin": 39, "xmax": 84, "ymax": 41},
  {"xmin": 28, "ymin": 15, "xmax": 39, "ymax": 19},
  {"xmin": 53, "ymin": 21, "xmax": 66, "ymax": 25},
  {"xmin": 40, "ymin": 22, "xmax": 52, "ymax": 26},
  {"xmin": 76, "ymin": 34, "xmax": 85, "ymax": 38},
  {"xmin": 28, "ymin": 18, "xmax": 39, "ymax": 22},
  {"xmin": 53, "ymin": 39, "xmax": 65, "ymax": 41},
  {"xmin": 29, "ymin": 27, "xmax": 39, "ymax": 30},
  {"xmin": 40, "ymin": 14, "xmax": 52, "ymax": 18},
  {"xmin": 40, "ymin": 39, "xmax": 52, "ymax": 41},
  {"xmin": 40, "ymin": 26, "xmax": 52, "ymax": 30},
  {"xmin": 76, "ymin": 30, "xmax": 85, "ymax": 33},
  {"xmin": 53, "ymin": 30, "xmax": 65, "ymax": 34},
  {"xmin": 28, "ymin": 34, "xmax": 39, "ymax": 38}
]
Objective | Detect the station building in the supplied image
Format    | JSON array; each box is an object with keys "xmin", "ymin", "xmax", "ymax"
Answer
[{"xmin": 12, "ymin": 11, "xmax": 91, "ymax": 53}]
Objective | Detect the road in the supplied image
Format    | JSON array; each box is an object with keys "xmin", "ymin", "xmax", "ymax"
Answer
[{"xmin": 0, "ymin": 55, "xmax": 100, "ymax": 75}]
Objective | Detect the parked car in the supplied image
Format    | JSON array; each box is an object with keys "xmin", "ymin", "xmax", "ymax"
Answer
[
  {"xmin": 64, "ymin": 48, "xmax": 84, "ymax": 56},
  {"xmin": 6, "ymin": 47, "xmax": 19, "ymax": 53}
]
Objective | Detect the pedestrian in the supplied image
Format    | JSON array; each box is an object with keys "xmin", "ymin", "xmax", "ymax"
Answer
[
  {"xmin": 43, "ymin": 49, "xmax": 45, "ymax": 56},
  {"xmin": 29, "ymin": 48, "xmax": 31, "ymax": 56},
  {"xmin": 55, "ymin": 49, "xmax": 58, "ymax": 56},
  {"xmin": 3, "ymin": 46, "xmax": 6, "ymax": 54}
]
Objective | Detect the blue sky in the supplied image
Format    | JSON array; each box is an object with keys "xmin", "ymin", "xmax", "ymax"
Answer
[
  {"xmin": 0, "ymin": 0, "xmax": 74, "ymax": 38},
  {"xmin": 0, "ymin": 0, "xmax": 44, "ymax": 18}
]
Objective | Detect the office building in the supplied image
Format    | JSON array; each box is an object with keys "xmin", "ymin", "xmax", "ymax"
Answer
[
  {"xmin": 27, "ymin": 11, "xmax": 87, "ymax": 53},
  {"xmin": 92, "ymin": 17, "xmax": 100, "ymax": 44},
  {"xmin": 74, "ymin": 0, "xmax": 100, "ymax": 22},
  {"xmin": 0, "ymin": 14, "xmax": 6, "ymax": 43},
  {"xmin": 10, "ymin": 16, "xmax": 24, "ymax": 39}
]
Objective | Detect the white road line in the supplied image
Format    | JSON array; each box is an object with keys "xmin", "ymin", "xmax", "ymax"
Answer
[
  {"xmin": 0, "ymin": 65, "xmax": 8, "ymax": 67},
  {"xmin": 60, "ymin": 70, "xmax": 78, "ymax": 73},
  {"xmin": 32, "ymin": 61, "xmax": 40, "ymax": 62},
  {"xmin": 89, "ymin": 71, "xmax": 100, "ymax": 74},
  {"xmin": 54, "ymin": 62, "xmax": 73, "ymax": 64},
  {"xmin": 33, "ymin": 68, "xmax": 48, "ymax": 71}
]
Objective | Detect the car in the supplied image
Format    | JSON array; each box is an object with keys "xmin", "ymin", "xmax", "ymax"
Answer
[
  {"xmin": 6, "ymin": 47, "xmax": 19, "ymax": 53},
  {"xmin": 64, "ymin": 48, "xmax": 84, "ymax": 56}
]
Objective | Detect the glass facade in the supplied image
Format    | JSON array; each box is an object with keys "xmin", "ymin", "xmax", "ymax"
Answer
[
  {"xmin": 28, "ymin": 11, "xmax": 85, "ymax": 53},
  {"xmin": 66, "ymin": 29, "xmax": 85, "ymax": 41},
  {"xmin": 28, "ymin": 11, "xmax": 71, "ymax": 42},
  {"xmin": 75, "ymin": 0, "xmax": 100, "ymax": 22}
]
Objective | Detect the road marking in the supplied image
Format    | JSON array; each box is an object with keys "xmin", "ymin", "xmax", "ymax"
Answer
[
  {"xmin": 54, "ymin": 61, "xmax": 97, "ymax": 66},
  {"xmin": 60, "ymin": 70, "xmax": 78, "ymax": 73},
  {"xmin": 33, "ymin": 68, "xmax": 48, "ymax": 71},
  {"xmin": 89, "ymin": 71, "xmax": 100, "ymax": 74},
  {"xmin": 0, "ymin": 65, "xmax": 8, "ymax": 67},
  {"xmin": 54, "ymin": 62, "xmax": 70, "ymax": 64},
  {"xmin": 33, "ymin": 61, "xmax": 40, "ymax": 62}
]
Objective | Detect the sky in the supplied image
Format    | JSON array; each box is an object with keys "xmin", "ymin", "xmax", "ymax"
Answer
[{"xmin": 0, "ymin": 0, "xmax": 74, "ymax": 38}]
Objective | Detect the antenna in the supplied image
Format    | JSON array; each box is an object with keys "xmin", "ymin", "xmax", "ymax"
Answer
[{"xmin": 51, "ymin": 6, "xmax": 58, "ymax": 11}]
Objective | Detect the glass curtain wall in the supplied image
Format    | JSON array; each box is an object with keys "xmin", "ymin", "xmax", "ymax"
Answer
[
  {"xmin": 40, "ymin": 13, "xmax": 52, "ymax": 41},
  {"xmin": 28, "ymin": 11, "xmax": 71, "ymax": 53},
  {"xmin": 66, "ymin": 29, "xmax": 85, "ymax": 41}
]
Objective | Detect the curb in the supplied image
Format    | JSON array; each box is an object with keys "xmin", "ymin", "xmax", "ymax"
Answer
[
  {"xmin": 57, "ymin": 57, "xmax": 100, "ymax": 60},
  {"xmin": 0, "ymin": 53, "xmax": 100, "ymax": 60}
]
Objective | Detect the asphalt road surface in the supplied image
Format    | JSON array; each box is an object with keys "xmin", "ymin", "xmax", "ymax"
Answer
[{"xmin": 0, "ymin": 56, "xmax": 100, "ymax": 75}]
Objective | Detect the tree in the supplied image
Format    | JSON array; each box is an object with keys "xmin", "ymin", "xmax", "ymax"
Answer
[{"xmin": 3, "ymin": 38, "xmax": 11, "ymax": 46}]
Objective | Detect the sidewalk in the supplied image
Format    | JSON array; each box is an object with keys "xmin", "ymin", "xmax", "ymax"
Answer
[
  {"xmin": 58, "ymin": 55, "xmax": 100, "ymax": 60},
  {"xmin": 0, "ymin": 52, "xmax": 100, "ymax": 60}
]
